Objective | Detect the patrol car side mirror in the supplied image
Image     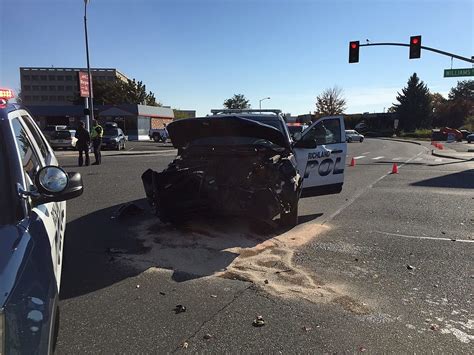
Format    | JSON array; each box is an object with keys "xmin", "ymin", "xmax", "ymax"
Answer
[
  {"xmin": 36, "ymin": 166, "xmax": 69, "ymax": 194},
  {"xmin": 33, "ymin": 166, "xmax": 84, "ymax": 205}
]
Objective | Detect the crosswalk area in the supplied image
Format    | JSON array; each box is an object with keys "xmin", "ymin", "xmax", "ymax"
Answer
[{"xmin": 347, "ymin": 152, "xmax": 449, "ymax": 165}]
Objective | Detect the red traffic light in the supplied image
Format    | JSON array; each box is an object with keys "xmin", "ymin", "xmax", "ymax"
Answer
[
  {"xmin": 349, "ymin": 41, "xmax": 360, "ymax": 63},
  {"xmin": 411, "ymin": 37, "xmax": 419, "ymax": 45},
  {"xmin": 351, "ymin": 42, "xmax": 358, "ymax": 49},
  {"xmin": 409, "ymin": 35, "xmax": 422, "ymax": 59}
]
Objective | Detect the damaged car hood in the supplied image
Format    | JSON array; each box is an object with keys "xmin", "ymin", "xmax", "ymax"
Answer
[{"xmin": 167, "ymin": 116, "xmax": 290, "ymax": 149}]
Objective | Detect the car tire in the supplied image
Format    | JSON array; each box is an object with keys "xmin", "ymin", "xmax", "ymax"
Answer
[
  {"xmin": 122, "ymin": 141, "xmax": 126, "ymax": 150},
  {"xmin": 280, "ymin": 200, "xmax": 298, "ymax": 228},
  {"xmin": 348, "ymin": 137, "xmax": 352, "ymax": 143},
  {"xmin": 360, "ymin": 138, "xmax": 364, "ymax": 142},
  {"xmin": 153, "ymin": 134, "xmax": 160, "ymax": 142}
]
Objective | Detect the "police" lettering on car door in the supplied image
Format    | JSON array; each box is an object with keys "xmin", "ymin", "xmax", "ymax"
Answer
[{"xmin": 304, "ymin": 157, "xmax": 344, "ymax": 178}]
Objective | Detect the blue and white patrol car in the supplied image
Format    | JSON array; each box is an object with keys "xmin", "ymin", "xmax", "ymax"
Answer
[{"xmin": 0, "ymin": 89, "xmax": 84, "ymax": 354}]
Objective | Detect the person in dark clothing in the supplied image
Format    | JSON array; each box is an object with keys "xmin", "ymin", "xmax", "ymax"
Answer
[
  {"xmin": 75, "ymin": 121, "xmax": 91, "ymax": 166},
  {"xmin": 90, "ymin": 120, "xmax": 103, "ymax": 165}
]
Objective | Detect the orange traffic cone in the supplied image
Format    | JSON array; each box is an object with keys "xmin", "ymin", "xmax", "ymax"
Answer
[
  {"xmin": 391, "ymin": 163, "xmax": 399, "ymax": 174},
  {"xmin": 438, "ymin": 144, "xmax": 444, "ymax": 150},
  {"xmin": 350, "ymin": 157, "xmax": 356, "ymax": 167}
]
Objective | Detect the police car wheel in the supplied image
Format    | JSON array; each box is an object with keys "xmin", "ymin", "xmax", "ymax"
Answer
[
  {"xmin": 153, "ymin": 134, "xmax": 160, "ymax": 142},
  {"xmin": 360, "ymin": 137, "xmax": 364, "ymax": 142}
]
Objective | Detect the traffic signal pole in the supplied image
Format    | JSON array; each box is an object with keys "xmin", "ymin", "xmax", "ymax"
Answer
[{"xmin": 359, "ymin": 43, "xmax": 474, "ymax": 63}]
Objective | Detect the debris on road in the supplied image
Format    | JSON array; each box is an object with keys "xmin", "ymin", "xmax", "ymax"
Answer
[
  {"xmin": 181, "ymin": 341, "xmax": 188, "ymax": 349},
  {"xmin": 174, "ymin": 305, "xmax": 187, "ymax": 314},
  {"xmin": 203, "ymin": 334, "xmax": 213, "ymax": 340},
  {"xmin": 113, "ymin": 202, "xmax": 144, "ymax": 220},
  {"xmin": 430, "ymin": 324, "xmax": 440, "ymax": 331},
  {"xmin": 358, "ymin": 346, "xmax": 367, "ymax": 352},
  {"xmin": 253, "ymin": 315, "xmax": 266, "ymax": 327},
  {"xmin": 210, "ymin": 294, "xmax": 217, "ymax": 298},
  {"xmin": 264, "ymin": 279, "xmax": 269, "ymax": 284},
  {"xmin": 136, "ymin": 285, "xmax": 140, "ymax": 289},
  {"xmin": 406, "ymin": 265, "xmax": 415, "ymax": 270},
  {"xmin": 302, "ymin": 326, "xmax": 312, "ymax": 332},
  {"xmin": 159, "ymin": 291, "xmax": 166, "ymax": 296}
]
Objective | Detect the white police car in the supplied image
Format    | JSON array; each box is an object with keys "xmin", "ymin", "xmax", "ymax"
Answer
[{"xmin": 0, "ymin": 89, "xmax": 83, "ymax": 353}]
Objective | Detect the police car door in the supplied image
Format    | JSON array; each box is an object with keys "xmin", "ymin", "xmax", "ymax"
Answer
[
  {"xmin": 10, "ymin": 113, "xmax": 65, "ymax": 289},
  {"xmin": 293, "ymin": 116, "xmax": 346, "ymax": 196}
]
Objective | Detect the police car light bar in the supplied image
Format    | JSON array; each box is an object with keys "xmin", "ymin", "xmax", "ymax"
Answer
[{"xmin": 0, "ymin": 88, "xmax": 15, "ymax": 100}]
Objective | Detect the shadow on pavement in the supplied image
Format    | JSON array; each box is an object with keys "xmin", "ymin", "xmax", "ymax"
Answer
[
  {"xmin": 411, "ymin": 169, "xmax": 474, "ymax": 189},
  {"xmin": 60, "ymin": 199, "xmax": 284, "ymax": 300}
]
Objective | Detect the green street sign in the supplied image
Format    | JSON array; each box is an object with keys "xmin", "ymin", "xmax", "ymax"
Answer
[{"xmin": 444, "ymin": 68, "xmax": 474, "ymax": 77}]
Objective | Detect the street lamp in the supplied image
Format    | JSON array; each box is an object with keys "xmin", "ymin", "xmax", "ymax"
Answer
[
  {"xmin": 259, "ymin": 97, "xmax": 270, "ymax": 111},
  {"xmin": 83, "ymin": 0, "xmax": 94, "ymax": 131}
]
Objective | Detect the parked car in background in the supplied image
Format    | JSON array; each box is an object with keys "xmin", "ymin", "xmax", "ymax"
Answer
[
  {"xmin": 149, "ymin": 127, "xmax": 169, "ymax": 142},
  {"xmin": 49, "ymin": 130, "xmax": 77, "ymax": 150},
  {"xmin": 467, "ymin": 133, "xmax": 474, "ymax": 143},
  {"xmin": 345, "ymin": 130, "xmax": 364, "ymax": 142},
  {"xmin": 460, "ymin": 129, "xmax": 471, "ymax": 140},
  {"xmin": 102, "ymin": 126, "xmax": 127, "ymax": 150},
  {"xmin": 42, "ymin": 125, "xmax": 67, "ymax": 140}
]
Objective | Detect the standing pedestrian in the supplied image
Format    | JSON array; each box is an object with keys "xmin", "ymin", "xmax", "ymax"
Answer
[
  {"xmin": 91, "ymin": 119, "xmax": 103, "ymax": 165},
  {"xmin": 75, "ymin": 121, "xmax": 90, "ymax": 167}
]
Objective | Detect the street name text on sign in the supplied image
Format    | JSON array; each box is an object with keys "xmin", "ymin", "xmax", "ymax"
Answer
[
  {"xmin": 444, "ymin": 68, "xmax": 474, "ymax": 78},
  {"xmin": 78, "ymin": 72, "xmax": 90, "ymax": 97}
]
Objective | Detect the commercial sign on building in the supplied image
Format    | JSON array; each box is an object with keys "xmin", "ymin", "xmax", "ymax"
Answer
[{"xmin": 78, "ymin": 72, "xmax": 90, "ymax": 97}]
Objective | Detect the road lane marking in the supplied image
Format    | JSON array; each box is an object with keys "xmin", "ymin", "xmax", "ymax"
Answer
[
  {"xmin": 354, "ymin": 156, "xmax": 366, "ymax": 160},
  {"xmin": 374, "ymin": 231, "xmax": 474, "ymax": 243},
  {"xmin": 324, "ymin": 151, "xmax": 425, "ymax": 224},
  {"xmin": 392, "ymin": 157, "xmax": 402, "ymax": 161},
  {"xmin": 372, "ymin": 156, "xmax": 384, "ymax": 160}
]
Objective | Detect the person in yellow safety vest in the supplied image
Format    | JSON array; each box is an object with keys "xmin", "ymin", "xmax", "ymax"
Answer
[{"xmin": 90, "ymin": 119, "xmax": 104, "ymax": 165}]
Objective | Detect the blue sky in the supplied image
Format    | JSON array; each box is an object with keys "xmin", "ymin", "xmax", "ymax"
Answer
[{"xmin": 1, "ymin": 0, "xmax": 472, "ymax": 116}]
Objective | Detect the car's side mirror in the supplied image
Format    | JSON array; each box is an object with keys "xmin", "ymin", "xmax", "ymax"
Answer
[
  {"xmin": 292, "ymin": 132, "xmax": 302, "ymax": 142},
  {"xmin": 33, "ymin": 166, "xmax": 84, "ymax": 205}
]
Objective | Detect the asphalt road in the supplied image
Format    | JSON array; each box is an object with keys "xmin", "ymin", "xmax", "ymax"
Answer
[{"xmin": 55, "ymin": 138, "xmax": 473, "ymax": 353}]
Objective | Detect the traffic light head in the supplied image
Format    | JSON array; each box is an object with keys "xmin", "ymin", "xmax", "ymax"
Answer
[
  {"xmin": 349, "ymin": 41, "xmax": 360, "ymax": 63},
  {"xmin": 409, "ymin": 35, "xmax": 421, "ymax": 59}
]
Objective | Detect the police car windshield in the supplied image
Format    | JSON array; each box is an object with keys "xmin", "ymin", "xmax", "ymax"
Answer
[{"xmin": 0, "ymin": 132, "xmax": 12, "ymax": 225}]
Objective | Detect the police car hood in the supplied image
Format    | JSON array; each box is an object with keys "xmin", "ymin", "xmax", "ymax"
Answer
[
  {"xmin": 0, "ymin": 225, "xmax": 31, "ymax": 307},
  {"xmin": 167, "ymin": 116, "xmax": 289, "ymax": 149}
]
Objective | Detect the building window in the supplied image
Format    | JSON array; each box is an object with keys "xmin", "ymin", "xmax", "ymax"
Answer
[
  {"xmin": 31, "ymin": 75, "xmax": 39, "ymax": 81},
  {"xmin": 41, "ymin": 85, "xmax": 47, "ymax": 90},
  {"xmin": 49, "ymin": 85, "xmax": 56, "ymax": 91},
  {"xmin": 23, "ymin": 75, "xmax": 31, "ymax": 81},
  {"xmin": 57, "ymin": 75, "xmax": 64, "ymax": 81},
  {"xmin": 49, "ymin": 75, "xmax": 56, "ymax": 81},
  {"xmin": 65, "ymin": 76, "xmax": 72, "ymax": 81},
  {"xmin": 40, "ymin": 75, "xmax": 47, "ymax": 81},
  {"xmin": 49, "ymin": 95, "xmax": 57, "ymax": 101},
  {"xmin": 32, "ymin": 96, "xmax": 39, "ymax": 101},
  {"xmin": 57, "ymin": 85, "xmax": 64, "ymax": 91},
  {"xmin": 40, "ymin": 96, "xmax": 48, "ymax": 101},
  {"xmin": 65, "ymin": 85, "xmax": 72, "ymax": 91},
  {"xmin": 25, "ymin": 95, "xmax": 32, "ymax": 100},
  {"xmin": 57, "ymin": 95, "xmax": 65, "ymax": 101},
  {"xmin": 23, "ymin": 85, "xmax": 31, "ymax": 91},
  {"xmin": 32, "ymin": 85, "xmax": 39, "ymax": 91}
]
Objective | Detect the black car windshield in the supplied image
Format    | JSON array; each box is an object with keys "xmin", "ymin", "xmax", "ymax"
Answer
[
  {"xmin": 104, "ymin": 129, "xmax": 119, "ymax": 136},
  {"xmin": 0, "ymin": 130, "xmax": 12, "ymax": 225}
]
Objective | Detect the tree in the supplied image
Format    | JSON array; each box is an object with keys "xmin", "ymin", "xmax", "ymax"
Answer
[
  {"xmin": 314, "ymin": 86, "xmax": 346, "ymax": 116},
  {"xmin": 74, "ymin": 78, "xmax": 161, "ymax": 106},
  {"xmin": 448, "ymin": 80, "xmax": 474, "ymax": 101},
  {"xmin": 430, "ymin": 92, "xmax": 448, "ymax": 127},
  {"xmin": 393, "ymin": 73, "xmax": 432, "ymax": 131},
  {"xmin": 223, "ymin": 94, "xmax": 251, "ymax": 109}
]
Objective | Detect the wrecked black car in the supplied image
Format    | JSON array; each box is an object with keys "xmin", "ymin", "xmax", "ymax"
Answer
[
  {"xmin": 142, "ymin": 115, "xmax": 302, "ymax": 226},
  {"xmin": 142, "ymin": 111, "xmax": 348, "ymax": 227}
]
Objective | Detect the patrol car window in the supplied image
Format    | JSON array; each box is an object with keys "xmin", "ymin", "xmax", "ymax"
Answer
[
  {"xmin": 302, "ymin": 119, "xmax": 341, "ymax": 145},
  {"xmin": 21, "ymin": 115, "xmax": 49, "ymax": 160},
  {"xmin": 11, "ymin": 118, "xmax": 42, "ymax": 184}
]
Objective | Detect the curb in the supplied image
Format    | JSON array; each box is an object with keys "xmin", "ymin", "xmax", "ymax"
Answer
[{"xmin": 431, "ymin": 149, "xmax": 474, "ymax": 161}]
